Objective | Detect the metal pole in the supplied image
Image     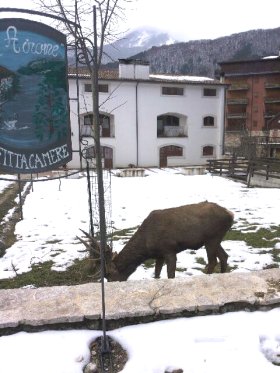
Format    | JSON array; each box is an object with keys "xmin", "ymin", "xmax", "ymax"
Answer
[
  {"xmin": 17, "ymin": 174, "xmax": 23, "ymax": 220},
  {"xmin": 92, "ymin": 5, "xmax": 110, "ymax": 354},
  {"xmin": 86, "ymin": 160, "xmax": 95, "ymax": 237}
]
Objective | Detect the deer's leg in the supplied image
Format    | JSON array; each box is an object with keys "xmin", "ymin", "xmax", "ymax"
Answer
[
  {"xmin": 216, "ymin": 244, "xmax": 229, "ymax": 273},
  {"xmin": 205, "ymin": 245, "xmax": 218, "ymax": 274},
  {"xmin": 165, "ymin": 253, "xmax": 177, "ymax": 278},
  {"xmin": 155, "ymin": 258, "xmax": 165, "ymax": 278}
]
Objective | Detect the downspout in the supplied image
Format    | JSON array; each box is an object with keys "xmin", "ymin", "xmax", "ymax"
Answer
[
  {"xmin": 136, "ymin": 81, "xmax": 139, "ymax": 166},
  {"xmin": 220, "ymin": 72, "xmax": 227, "ymax": 156},
  {"xmin": 222, "ymin": 85, "xmax": 227, "ymax": 155}
]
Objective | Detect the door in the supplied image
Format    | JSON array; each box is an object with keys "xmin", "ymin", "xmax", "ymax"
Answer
[{"xmin": 159, "ymin": 145, "xmax": 183, "ymax": 167}]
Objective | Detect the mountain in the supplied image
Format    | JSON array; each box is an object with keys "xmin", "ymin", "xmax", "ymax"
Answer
[
  {"xmin": 102, "ymin": 27, "xmax": 178, "ymax": 63},
  {"xmin": 69, "ymin": 27, "xmax": 280, "ymax": 78},
  {"xmin": 129, "ymin": 27, "xmax": 280, "ymax": 77}
]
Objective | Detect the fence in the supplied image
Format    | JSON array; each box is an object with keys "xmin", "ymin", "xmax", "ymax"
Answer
[
  {"xmin": 206, "ymin": 158, "xmax": 249, "ymax": 180},
  {"xmin": 247, "ymin": 158, "xmax": 280, "ymax": 187},
  {"xmin": 207, "ymin": 157, "xmax": 280, "ymax": 187}
]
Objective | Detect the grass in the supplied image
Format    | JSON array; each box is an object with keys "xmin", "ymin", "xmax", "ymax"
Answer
[
  {"xmin": 0, "ymin": 181, "xmax": 30, "ymax": 254},
  {"xmin": 109, "ymin": 226, "xmax": 138, "ymax": 240},
  {"xmin": 195, "ymin": 257, "xmax": 206, "ymax": 266},
  {"xmin": 225, "ymin": 225, "xmax": 280, "ymax": 248},
  {"xmin": 1, "ymin": 215, "xmax": 280, "ymax": 288},
  {"xmin": 0, "ymin": 259, "xmax": 98, "ymax": 289}
]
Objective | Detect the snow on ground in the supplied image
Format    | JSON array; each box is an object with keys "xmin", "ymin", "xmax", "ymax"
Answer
[
  {"xmin": 0, "ymin": 169, "xmax": 280, "ymax": 279},
  {"xmin": 0, "ymin": 309, "xmax": 280, "ymax": 373},
  {"xmin": 0, "ymin": 169, "xmax": 280, "ymax": 372}
]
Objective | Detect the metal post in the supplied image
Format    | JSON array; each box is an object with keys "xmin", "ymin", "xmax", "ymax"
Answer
[
  {"xmin": 91, "ymin": 5, "xmax": 110, "ymax": 355},
  {"xmin": 17, "ymin": 174, "xmax": 23, "ymax": 220},
  {"xmin": 86, "ymin": 160, "xmax": 95, "ymax": 237}
]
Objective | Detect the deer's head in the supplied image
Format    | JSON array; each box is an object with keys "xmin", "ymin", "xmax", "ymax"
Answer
[{"xmin": 77, "ymin": 230, "xmax": 123, "ymax": 281}]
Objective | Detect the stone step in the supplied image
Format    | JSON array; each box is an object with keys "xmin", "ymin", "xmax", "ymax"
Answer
[{"xmin": 0, "ymin": 268, "xmax": 280, "ymax": 335}]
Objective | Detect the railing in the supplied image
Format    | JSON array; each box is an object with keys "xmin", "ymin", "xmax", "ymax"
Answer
[
  {"xmin": 228, "ymin": 84, "xmax": 249, "ymax": 91},
  {"xmin": 206, "ymin": 158, "xmax": 249, "ymax": 180},
  {"xmin": 264, "ymin": 112, "xmax": 276, "ymax": 118},
  {"xmin": 245, "ymin": 136, "xmax": 280, "ymax": 144},
  {"xmin": 248, "ymin": 158, "xmax": 280, "ymax": 185},
  {"xmin": 265, "ymin": 98, "xmax": 280, "ymax": 103},
  {"xmin": 265, "ymin": 83, "xmax": 280, "ymax": 89},
  {"xmin": 227, "ymin": 98, "xmax": 248, "ymax": 105},
  {"xmin": 207, "ymin": 157, "xmax": 280, "ymax": 186},
  {"xmin": 227, "ymin": 113, "xmax": 247, "ymax": 119},
  {"xmin": 80, "ymin": 126, "xmax": 112, "ymax": 138}
]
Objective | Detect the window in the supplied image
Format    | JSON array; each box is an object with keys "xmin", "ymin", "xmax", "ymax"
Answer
[
  {"xmin": 84, "ymin": 84, "xmax": 109, "ymax": 93},
  {"xmin": 84, "ymin": 84, "xmax": 91, "ymax": 92},
  {"xmin": 203, "ymin": 116, "xmax": 215, "ymax": 126},
  {"xmin": 157, "ymin": 114, "xmax": 180, "ymax": 137},
  {"xmin": 83, "ymin": 113, "xmax": 111, "ymax": 137},
  {"xmin": 84, "ymin": 114, "xmax": 92, "ymax": 126},
  {"xmin": 202, "ymin": 146, "xmax": 214, "ymax": 156},
  {"xmin": 203, "ymin": 88, "xmax": 216, "ymax": 97},
  {"xmin": 98, "ymin": 84, "xmax": 109, "ymax": 93},
  {"xmin": 158, "ymin": 115, "xmax": 179, "ymax": 127},
  {"xmin": 162, "ymin": 86, "xmax": 184, "ymax": 96},
  {"xmin": 99, "ymin": 114, "xmax": 111, "ymax": 137}
]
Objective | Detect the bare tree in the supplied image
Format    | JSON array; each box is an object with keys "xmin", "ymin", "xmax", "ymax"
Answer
[
  {"xmin": 35, "ymin": 0, "xmax": 131, "ymax": 232},
  {"xmin": 35, "ymin": 1, "xmax": 132, "ymax": 350}
]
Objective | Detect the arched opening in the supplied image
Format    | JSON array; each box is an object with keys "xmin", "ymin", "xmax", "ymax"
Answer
[
  {"xmin": 159, "ymin": 145, "xmax": 183, "ymax": 167},
  {"xmin": 203, "ymin": 116, "xmax": 215, "ymax": 127},
  {"xmin": 157, "ymin": 114, "xmax": 187, "ymax": 137},
  {"xmin": 84, "ymin": 145, "xmax": 113, "ymax": 169},
  {"xmin": 202, "ymin": 145, "xmax": 214, "ymax": 157},
  {"xmin": 81, "ymin": 113, "xmax": 113, "ymax": 138}
]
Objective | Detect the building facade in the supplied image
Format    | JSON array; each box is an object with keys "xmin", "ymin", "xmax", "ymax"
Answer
[
  {"xmin": 219, "ymin": 56, "xmax": 280, "ymax": 154},
  {"xmin": 68, "ymin": 60, "xmax": 226, "ymax": 169}
]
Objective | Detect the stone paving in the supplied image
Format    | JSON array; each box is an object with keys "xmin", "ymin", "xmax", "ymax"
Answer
[{"xmin": 0, "ymin": 268, "xmax": 280, "ymax": 335}]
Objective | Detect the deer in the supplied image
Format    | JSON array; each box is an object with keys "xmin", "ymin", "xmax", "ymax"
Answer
[{"xmin": 79, "ymin": 201, "xmax": 234, "ymax": 281}]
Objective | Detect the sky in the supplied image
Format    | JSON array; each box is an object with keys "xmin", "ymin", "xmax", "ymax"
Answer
[
  {"xmin": 0, "ymin": 169, "xmax": 280, "ymax": 372},
  {"xmin": 2, "ymin": 0, "xmax": 280, "ymax": 41}
]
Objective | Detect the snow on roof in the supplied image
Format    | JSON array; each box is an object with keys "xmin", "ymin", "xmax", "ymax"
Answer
[
  {"xmin": 150, "ymin": 74, "xmax": 214, "ymax": 82},
  {"xmin": 149, "ymin": 73, "xmax": 219, "ymax": 84},
  {"xmin": 262, "ymin": 55, "xmax": 279, "ymax": 59},
  {"xmin": 68, "ymin": 67, "xmax": 221, "ymax": 84}
]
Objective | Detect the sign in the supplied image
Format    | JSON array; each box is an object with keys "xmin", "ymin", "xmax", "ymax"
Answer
[{"xmin": 0, "ymin": 18, "xmax": 72, "ymax": 173}]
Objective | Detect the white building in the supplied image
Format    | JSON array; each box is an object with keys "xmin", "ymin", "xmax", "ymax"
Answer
[{"xmin": 67, "ymin": 59, "xmax": 226, "ymax": 169}]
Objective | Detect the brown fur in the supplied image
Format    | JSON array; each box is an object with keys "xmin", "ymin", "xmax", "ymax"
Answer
[{"xmin": 105, "ymin": 201, "xmax": 234, "ymax": 281}]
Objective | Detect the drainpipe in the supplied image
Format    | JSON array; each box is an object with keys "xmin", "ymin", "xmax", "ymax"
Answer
[
  {"xmin": 136, "ymin": 81, "xmax": 139, "ymax": 166},
  {"xmin": 222, "ymin": 86, "xmax": 227, "ymax": 156}
]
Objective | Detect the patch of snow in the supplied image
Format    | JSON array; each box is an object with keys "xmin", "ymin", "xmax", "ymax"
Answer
[{"xmin": 150, "ymin": 74, "xmax": 214, "ymax": 82}]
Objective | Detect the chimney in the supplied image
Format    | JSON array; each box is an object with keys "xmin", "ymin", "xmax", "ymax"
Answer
[{"xmin": 119, "ymin": 59, "xmax": 150, "ymax": 80}]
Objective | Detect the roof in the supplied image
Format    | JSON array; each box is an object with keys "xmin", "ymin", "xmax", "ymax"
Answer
[
  {"xmin": 67, "ymin": 67, "xmax": 223, "ymax": 86},
  {"xmin": 68, "ymin": 66, "xmax": 119, "ymax": 80},
  {"xmin": 219, "ymin": 56, "xmax": 280, "ymax": 66}
]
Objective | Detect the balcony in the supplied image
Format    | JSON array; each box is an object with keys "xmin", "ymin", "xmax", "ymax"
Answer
[
  {"xmin": 226, "ymin": 123, "xmax": 246, "ymax": 131},
  {"xmin": 157, "ymin": 125, "xmax": 187, "ymax": 138},
  {"xmin": 227, "ymin": 113, "xmax": 247, "ymax": 119},
  {"xmin": 264, "ymin": 112, "xmax": 277, "ymax": 119},
  {"xmin": 265, "ymin": 97, "xmax": 280, "ymax": 104},
  {"xmin": 81, "ymin": 126, "xmax": 93, "ymax": 137},
  {"xmin": 228, "ymin": 84, "xmax": 249, "ymax": 91},
  {"xmin": 265, "ymin": 83, "xmax": 280, "ymax": 89},
  {"xmin": 80, "ymin": 125, "xmax": 113, "ymax": 138},
  {"xmin": 227, "ymin": 98, "xmax": 248, "ymax": 105}
]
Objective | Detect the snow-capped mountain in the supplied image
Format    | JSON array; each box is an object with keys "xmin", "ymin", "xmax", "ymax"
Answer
[{"xmin": 103, "ymin": 27, "xmax": 177, "ymax": 62}]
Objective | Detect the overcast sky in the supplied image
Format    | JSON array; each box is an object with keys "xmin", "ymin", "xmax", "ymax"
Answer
[{"xmin": 2, "ymin": 0, "xmax": 280, "ymax": 41}]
